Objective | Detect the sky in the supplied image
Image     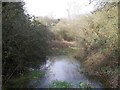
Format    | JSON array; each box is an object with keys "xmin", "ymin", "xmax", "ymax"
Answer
[{"xmin": 23, "ymin": 0, "xmax": 95, "ymax": 18}]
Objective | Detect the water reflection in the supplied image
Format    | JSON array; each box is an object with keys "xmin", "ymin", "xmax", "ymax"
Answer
[{"xmin": 37, "ymin": 56, "xmax": 102, "ymax": 88}]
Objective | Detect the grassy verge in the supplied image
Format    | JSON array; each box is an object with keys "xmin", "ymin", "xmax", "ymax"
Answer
[
  {"xmin": 3, "ymin": 70, "xmax": 45, "ymax": 88},
  {"xmin": 50, "ymin": 80, "xmax": 72, "ymax": 88},
  {"xmin": 79, "ymin": 82, "xmax": 95, "ymax": 89},
  {"xmin": 75, "ymin": 48, "xmax": 119, "ymax": 88},
  {"xmin": 50, "ymin": 46, "xmax": 80, "ymax": 56},
  {"xmin": 49, "ymin": 80, "xmax": 96, "ymax": 88}
]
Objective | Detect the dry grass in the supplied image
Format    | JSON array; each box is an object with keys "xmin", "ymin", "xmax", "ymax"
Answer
[
  {"xmin": 81, "ymin": 49, "xmax": 119, "ymax": 88},
  {"xmin": 50, "ymin": 2, "xmax": 119, "ymax": 88}
]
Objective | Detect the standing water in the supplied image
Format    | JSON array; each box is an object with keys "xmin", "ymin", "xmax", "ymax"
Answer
[{"xmin": 35, "ymin": 55, "xmax": 102, "ymax": 88}]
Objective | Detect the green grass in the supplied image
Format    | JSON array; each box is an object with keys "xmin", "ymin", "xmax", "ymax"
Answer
[
  {"xmin": 29, "ymin": 70, "xmax": 45, "ymax": 79},
  {"xmin": 79, "ymin": 82, "xmax": 95, "ymax": 89},
  {"xmin": 50, "ymin": 80, "xmax": 96, "ymax": 88},
  {"xmin": 50, "ymin": 80, "xmax": 72, "ymax": 88},
  {"xmin": 4, "ymin": 70, "xmax": 45, "ymax": 88}
]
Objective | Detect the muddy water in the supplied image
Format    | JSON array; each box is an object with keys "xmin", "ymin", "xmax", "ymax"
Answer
[{"xmin": 36, "ymin": 55, "xmax": 102, "ymax": 88}]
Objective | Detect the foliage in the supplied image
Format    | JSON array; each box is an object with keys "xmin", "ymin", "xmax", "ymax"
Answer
[
  {"xmin": 2, "ymin": 2, "xmax": 53, "ymax": 88},
  {"xmin": 2, "ymin": 1, "xmax": 119, "ymax": 89},
  {"xmin": 35, "ymin": 16, "xmax": 60, "ymax": 27},
  {"xmin": 3, "ymin": 70, "xmax": 45, "ymax": 88},
  {"xmin": 50, "ymin": 80, "xmax": 72, "ymax": 88},
  {"xmin": 51, "ymin": 1, "xmax": 118, "ymax": 88},
  {"xmin": 79, "ymin": 82, "xmax": 95, "ymax": 89},
  {"xmin": 29, "ymin": 70, "xmax": 45, "ymax": 79},
  {"xmin": 52, "ymin": 19, "xmax": 76, "ymax": 41},
  {"xmin": 50, "ymin": 81, "xmax": 95, "ymax": 88},
  {"xmin": 76, "ymin": 2, "xmax": 118, "ymax": 88}
]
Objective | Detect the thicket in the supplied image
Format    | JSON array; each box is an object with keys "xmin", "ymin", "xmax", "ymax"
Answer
[
  {"xmin": 2, "ymin": 1, "xmax": 119, "ymax": 88},
  {"xmin": 2, "ymin": 2, "xmax": 54, "ymax": 87},
  {"xmin": 52, "ymin": 2, "xmax": 119, "ymax": 88}
]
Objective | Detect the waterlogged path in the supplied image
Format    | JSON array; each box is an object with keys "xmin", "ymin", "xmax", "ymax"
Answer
[{"xmin": 35, "ymin": 56, "xmax": 102, "ymax": 88}]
